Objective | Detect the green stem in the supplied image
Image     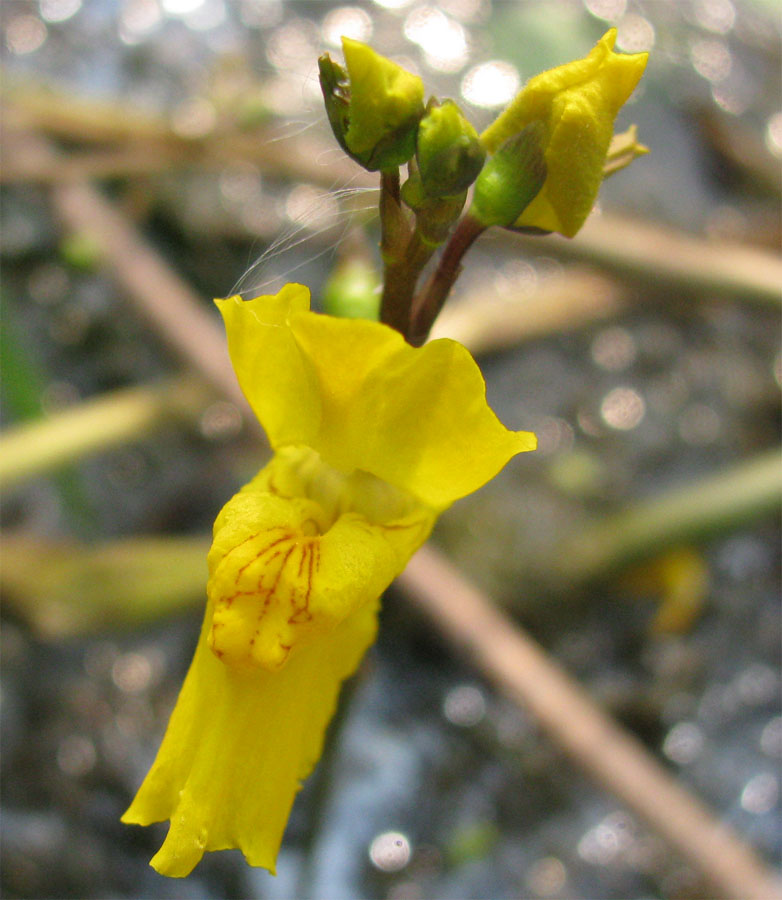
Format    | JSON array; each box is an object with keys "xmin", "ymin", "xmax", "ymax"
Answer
[
  {"xmin": 378, "ymin": 168, "xmax": 402, "ymax": 262},
  {"xmin": 408, "ymin": 213, "xmax": 485, "ymax": 345},
  {"xmin": 560, "ymin": 450, "xmax": 782, "ymax": 586},
  {"xmin": 380, "ymin": 229, "xmax": 440, "ymax": 335},
  {"xmin": 0, "ymin": 377, "xmax": 209, "ymax": 489},
  {"xmin": 379, "ymin": 168, "xmax": 417, "ymax": 333}
]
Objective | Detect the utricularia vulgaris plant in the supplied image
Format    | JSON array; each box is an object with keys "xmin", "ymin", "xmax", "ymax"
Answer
[{"xmin": 123, "ymin": 29, "xmax": 648, "ymax": 877}]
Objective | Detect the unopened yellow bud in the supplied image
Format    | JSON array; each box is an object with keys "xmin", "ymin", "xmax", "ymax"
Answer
[
  {"xmin": 481, "ymin": 29, "xmax": 648, "ymax": 237},
  {"xmin": 319, "ymin": 38, "xmax": 425, "ymax": 171}
]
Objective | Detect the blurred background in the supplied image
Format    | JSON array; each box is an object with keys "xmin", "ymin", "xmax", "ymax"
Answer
[{"xmin": 1, "ymin": 0, "xmax": 780, "ymax": 897}]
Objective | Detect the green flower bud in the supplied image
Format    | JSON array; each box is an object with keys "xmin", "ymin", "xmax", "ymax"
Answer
[
  {"xmin": 319, "ymin": 38, "xmax": 425, "ymax": 172},
  {"xmin": 470, "ymin": 121, "xmax": 547, "ymax": 229},
  {"xmin": 416, "ymin": 99, "xmax": 485, "ymax": 198},
  {"xmin": 322, "ymin": 257, "xmax": 381, "ymax": 320},
  {"xmin": 401, "ymin": 167, "xmax": 466, "ymax": 247}
]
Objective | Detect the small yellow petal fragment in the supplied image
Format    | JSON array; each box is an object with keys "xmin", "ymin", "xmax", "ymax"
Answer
[{"xmin": 603, "ymin": 124, "xmax": 649, "ymax": 178}]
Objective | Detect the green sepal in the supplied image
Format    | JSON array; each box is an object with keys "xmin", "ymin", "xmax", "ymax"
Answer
[
  {"xmin": 318, "ymin": 53, "xmax": 352, "ymax": 160},
  {"xmin": 470, "ymin": 121, "xmax": 547, "ymax": 229}
]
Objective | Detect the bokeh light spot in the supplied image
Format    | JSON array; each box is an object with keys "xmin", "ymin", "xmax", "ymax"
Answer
[
  {"xmin": 373, "ymin": 0, "xmax": 414, "ymax": 9},
  {"xmin": 663, "ymin": 722, "xmax": 704, "ymax": 765},
  {"xmin": 443, "ymin": 684, "xmax": 486, "ymax": 727},
  {"xmin": 591, "ymin": 326, "xmax": 637, "ymax": 372},
  {"xmin": 526, "ymin": 856, "xmax": 567, "ymax": 896},
  {"xmin": 693, "ymin": 0, "xmax": 736, "ymax": 34},
  {"xmin": 112, "ymin": 652, "xmax": 154, "ymax": 694},
  {"xmin": 322, "ymin": 6, "xmax": 373, "ymax": 46},
  {"xmin": 690, "ymin": 38, "xmax": 732, "ymax": 83},
  {"xmin": 584, "ymin": 0, "xmax": 626, "ymax": 23},
  {"xmin": 740, "ymin": 773, "xmax": 778, "ymax": 815},
  {"xmin": 600, "ymin": 387, "xmax": 645, "ymax": 430},
  {"xmin": 615, "ymin": 14, "xmax": 655, "ymax": 52},
  {"xmin": 369, "ymin": 831, "xmax": 411, "ymax": 872},
  {"xmin": 404, "ymin": 6, "xmax": 468, "ymax": 72},
  {"xmin": 162, "ymin": 0, "xmax": 204, "ymax": 14},
  {"xmin": 461, "ymin": 60, "xmax": 519, "ymax": 108},
  {"xmin": 57, "ymin": 735, "xmax": 96, "ymax": 777},
  {"xmin": 765, "ymin": 112, "xmax": 782, "ymax": 158},
  {"xmin": 40, "ymin": 0, "xmax": 82, "ymax": 23},
  {"xmin": 119, "ymin": 0, "xmax": 163, "ymax": 43},
  {"xmin": 5, "ymin": 15, "xmax": 48, "ymax": 55}
]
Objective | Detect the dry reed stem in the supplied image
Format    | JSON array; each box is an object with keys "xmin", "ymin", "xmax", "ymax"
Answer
[
  {"xmin": 429, "ymin": 267, "xmax": 626, "ymax": 353},
  {"xmin": 508, "ymin": 212, "xmax": 782, "ymax": 306},
  {"xmin": 398, "ymin": 545, "xmax": 782, "ymax": 900}
]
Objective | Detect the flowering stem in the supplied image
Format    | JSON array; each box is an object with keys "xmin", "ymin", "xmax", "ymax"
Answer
[
  {"xmin": 379, "ymin": 168, "xmax": 416, "ymax": 332},
  {"xmin": 382, "ymin": 232, "xmax": 440, "ymax": 332},
  {"xmin": 379, "ymin": 169, "xmax": 449, "ymax": 335},
  {"xmin": 378, "ymin": 168, "xmax": 404, "ymax": 263},
  {"xmin": 408, "ymin": 213, "xmax": 485, "ymax": 345}
]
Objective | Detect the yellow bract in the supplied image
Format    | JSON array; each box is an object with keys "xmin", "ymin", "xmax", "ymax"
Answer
[
  {"xmin": 481, "ymin": 29, "xmax": 648, "ymax": 237},
  {"xmin": 123, "ymin": 285, "xmax": 535, "ymax": 877}
]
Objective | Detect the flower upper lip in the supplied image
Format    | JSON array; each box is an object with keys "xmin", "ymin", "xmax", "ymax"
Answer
[{"xmin": 215, "ymin": 286, "xmax": 535, "ymax": 510}]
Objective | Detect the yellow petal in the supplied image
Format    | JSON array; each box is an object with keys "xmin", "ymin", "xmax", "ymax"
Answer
[
  {"xmin": 206, "ymin": 447, "xmax": 435, "ymax": 670},
  {"xmin": 481, "ymin": 29, "xmax": 648, "ymax": 237},
  {"xmin": 130, "ymin": 286, "xmax": 536, "ymax": 876},
  {"xmin": 216, "ymin": 290, "xmax": 536, "ymax": 510},
  {"xmin": 123, "ymin": 447, "xmax": 434, "ymax": 876},
  {"xmin": 121, "ymin": 592, "xmax": 378, "ymax": 877},
  {"xmin": 215, "ymin": 283, "xmax": 320, "ymax": 448}
]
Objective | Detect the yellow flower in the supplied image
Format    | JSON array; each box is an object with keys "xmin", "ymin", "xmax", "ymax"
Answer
[
  {"xmin": 122, "ymin": 284, "xmax": 535, "ymax": 877},
  {"xmin": 481, "ymin": 28, "xmax": 648, "ymax": 237}
]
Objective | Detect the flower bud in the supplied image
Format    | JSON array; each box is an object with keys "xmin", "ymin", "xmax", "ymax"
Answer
[
  {"xmin": 322, "ymin": 257, "xmax": 381, "ymax": 320},
  {"xmin": 416, "ymin": 99, "xmax": 485, "ymax": 198},
  {"xmin": 470, "ymin": 122, "xmax": 547, "ymax": 229},
  {"xmin": 480, "ymin": 29, "xmax": 648, "ymax": 237},
  {"xmin": 319, "ymin": 37, "xmax": 425, "ymax": 171}
]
